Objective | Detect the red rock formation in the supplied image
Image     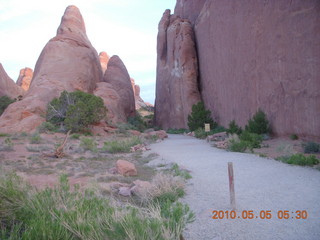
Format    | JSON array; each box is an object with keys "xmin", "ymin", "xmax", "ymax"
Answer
[
  {"xmin": 94, "ymin": 55, "xmax": 135, "ymax": 123},
  {"xmin": 157, "ymin": 0, "xmax": 320, "ymax": 139},
  {"xmin": 174, "ymin": 0, "xmax": 206, "ymax": 25},
  {"xmin": 99, "ymin": 51, "xmax": 110, "ymax": 74},
  {"xmin": 154, "ymin": 10, "xmax": 201, "ymax": 130},
  {"xmin": 0, "ymin": 5, "xmax": 102, "ymax": 133},
  {"xmin": 0, "ymin": 63, "xmax": 25, "ymax": 99},
  {"xmin": 16, "ymin": 67, "xmax": 33, "ymax": 91}
]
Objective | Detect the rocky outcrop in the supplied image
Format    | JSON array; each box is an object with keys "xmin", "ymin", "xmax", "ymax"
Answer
[
  {"xmin": 154, "ymin": 10, "xmax": 201, "ymax": 130},
  {"xmin": 157, "ymin": 0, "xmax": 320, "ymax": 139},
  {"xmin": 99, "ymin": 51, "xmax": 110, "ymax": 74},
  {"xmin": 94, "ymin": 55, "xmax": 135, "ymax": 123},
  {"xmin": 174, "ymin": 0, "xmax": 207, "ymax": 25},
  {"xmin": 0, "ymin": 63, "xmax": 25, "ymax": 99},
  {"xmin": 0, "ymin": 5, "xmax": 102, "ymax": 133},
  {"xmin": 16, "ymin": 67, "xmax": 33, "ymax": 91}
]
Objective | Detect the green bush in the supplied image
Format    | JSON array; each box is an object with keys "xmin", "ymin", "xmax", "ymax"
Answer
[
  {"xmin": 227, "ymin": 120, "xmax": 242, "ymax": 135},
  {"xmin": 245, "ymin": 109, "xmax": 270, "ymax": 134},
  {"xmin": 276, "ymin": 154, "xmax": 319, "ymax": 166},
  {"xmin": 80, "ymin": 137, "xmax": 97, "ymax": 152},
  {"xmin": 37, "ymin": 121, "xmax": 57, "ymax": 133},
  {"xmin": 188, "ymin": 102, "xmax": 217, "ymax": 131},
  {"xmin": 46, "ymin": 90, "xmax": 107, "ymax": 133},
  {"xmin": 29, "ymin": 133, "xmax": 42, "ymax": 144},
  {"xmin": 228, "ymin": 139, "xmax": 248, "ymax": 153},
  {"xmin": 103, "ymin": 136, "xmax": 142, "ymax": 153},
  {"xmin": 194, "ymin": 128, "xmax": 207, "ymax": 139},
  {"xmin": 166, "ymin": 128, "xmax": 188, "ymax": 134},
  {"xmin": 0, "ymin": 96, "xmax": 15, "ymax": 116},
  {"xmin": 304, "ymin": 142, "xmax": 320, "ymax": 153},
  {"xmin": 127, "ymin": 112, "xmax": 146, "ymax": 132},
  {"xmin": 239, "ymin": 131, "xmax": 262, "ymax": 149},
  {"xmin": 290, "ymin": 134, "xmax": 299, "ymax": 140}
]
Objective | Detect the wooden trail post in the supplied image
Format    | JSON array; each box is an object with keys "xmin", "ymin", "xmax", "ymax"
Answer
[{"xmin": 228, "ymin": 162, "xmax": 236, "ymax": 210}]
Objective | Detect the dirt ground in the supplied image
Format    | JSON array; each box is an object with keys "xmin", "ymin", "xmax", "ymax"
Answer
[{"xmin": 0, "ymin": 131, "xmax": 158, "ymax": 193}]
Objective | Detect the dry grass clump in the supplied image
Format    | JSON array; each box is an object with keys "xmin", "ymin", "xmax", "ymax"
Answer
[{"xmin": 136, "ymin": 172, "xmax": 186, "ymax": 204}]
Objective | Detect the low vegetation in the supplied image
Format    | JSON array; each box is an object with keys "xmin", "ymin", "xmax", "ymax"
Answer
[
  {"xmin": 103, "ymin": 136, "xmax": 142, "ymax": 153},
  {"xmin": 0, "ymin": 138, "xmax": 14, "ymax": 151},
  {"xmin": 166, "ymin": 128, "xmax": 188, "ymax": 134},
  {"xmin": 0, "ymin": 96, "xmax": 15, "ymax": 116},
  {"xmin": 245, "ymin": 109, "xmax": 270, "ymax": 135},
  {"xmin": 188, "ymin": 101, "xmax": 217, "ymax": 131},
  {"xmin": 46, "ymin": 90, "xmax": 107, "ymax": 133},
  {"xmin": 0, "ymin": 173, "xmax": 194, "ymax": 240},
  {"xmin": 194, "ymin": 126, "xmax": 226, "ymax": 139},
  {"xmin": 275, "ymin": 154, "xmax": 319, "ymax": 166},
  {"xmin": 226, "ymin": 120, "xmax": 242, "ymax": 135},
  {"xmin": 303, "ymin": 141, "xmax": 320, "ymax": 154}
]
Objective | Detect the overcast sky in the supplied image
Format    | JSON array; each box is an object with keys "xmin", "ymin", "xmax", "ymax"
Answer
[{"xmin": 0, "ymin": 0, "xmax": 176, "ymax": 104}]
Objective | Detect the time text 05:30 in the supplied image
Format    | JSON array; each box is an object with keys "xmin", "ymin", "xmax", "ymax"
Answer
[{"xmin": 211, "ymin": 210, "xmax": 308, "ymax": 220}]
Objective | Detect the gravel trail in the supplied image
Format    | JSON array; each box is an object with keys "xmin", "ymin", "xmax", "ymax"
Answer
[{"xmin": 149, "ymin": 134, "xmax": 320, "ymax": 240}]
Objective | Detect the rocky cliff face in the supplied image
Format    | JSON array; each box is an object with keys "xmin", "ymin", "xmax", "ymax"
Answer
[
  {"xmin": 154, "ymin": 10, "xmax": 201, "ymax": 129},
  {"xmin": 0, "ymin": 5, "xmax": 102, "ymax": 133},
  {"xmin": 16, "ymin": 67, "xmax": 33, "ymax": 91},
  {"xmin": 0, "ymin": 64, "xmax": 25, "ymax": 99},
  {"xmin": 156, "ymin": 0, "xmax": 320, "ymax": 139},
  {"xmin": 94, "ymin": 55, "xmax": 135, "ymax": 123}
]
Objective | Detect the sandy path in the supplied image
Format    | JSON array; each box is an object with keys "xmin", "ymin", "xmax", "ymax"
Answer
[{"xmin": 149, "ymin": 134, "xmax": 320, "ymax": 240}]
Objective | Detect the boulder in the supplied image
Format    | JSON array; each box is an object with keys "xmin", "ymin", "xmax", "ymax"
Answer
[
  {"xmin": 0, "ymin": 5, "xmax": 102, "ymax": 133},
  {"xmin": 16, "ymin": 67, "xmax": 33, "ymax": 91},
  {"xmin": 116, "ymin": 160, "xmax": 137, "ymax": 176},
  {"xmin": 130, "ymin": 180, "xmax": 152, "ymax": 196},
  {"xmin": 118, "ymin": 186, "xmax": 132, "ymax": 197},
  {"xmin": 0, "ymin": 63, "xmax": 25, "ymax": 99},
  {"xmin": 154, "ymin": 10, "xmax": 201, "ymax": 130}
]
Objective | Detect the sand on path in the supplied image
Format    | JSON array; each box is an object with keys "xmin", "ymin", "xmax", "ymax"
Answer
[{"xmin": 149, "ymin": 134, "xmax": 320, "ymax": 240}]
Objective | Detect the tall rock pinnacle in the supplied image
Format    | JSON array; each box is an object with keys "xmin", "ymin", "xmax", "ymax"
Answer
[{"xmin": 0, "ymin": 5, "xmax": 102, "ymax": 133}]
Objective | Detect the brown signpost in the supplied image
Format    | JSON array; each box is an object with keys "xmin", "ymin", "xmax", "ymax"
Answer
[{"xmin": 228, "ymin": 162, "xmax": 236, "ymax": 210}]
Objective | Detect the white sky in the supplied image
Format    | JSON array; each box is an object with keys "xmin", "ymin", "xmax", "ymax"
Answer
[{"xmin": 0, "ymin": 0, "xmax": 176, "ymax": 104}]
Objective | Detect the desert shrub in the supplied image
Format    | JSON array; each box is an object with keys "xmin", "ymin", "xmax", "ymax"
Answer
[
  {"xmin": 0, "ymin": 173, "xmax": 193, "ymax": 240},
  {"xmin": 276, "ymin": 154, "xmax": 319, "ymax": 166},
  {"xmin": 46, "ymin": 90, "xmax": 107, "ymax": 133},
  {"xmin": 70, "ymin": 133, "xmax": 81, "ymax": 139},
  {"xmin": 304, "ymin": 142, "xmax": 320, "ymax": 154},
  {"xmin": 188, "ymin": 102, "xmax": 217, "ymax": 131},
  {"xmin": 29, "ymin": 133, "xmax": 41, "ymax": 144},
  {"xmin": 228, "ymin": 139, "xmax": 248, "ymax": 153},
  {"xmin": 103, "ymin": 136, "xmax": 142, "ymax": 153},
  {"xmin": 290, "ymin": 134, "xmax": 299, "ymax": 140},
  {"xmin": 245, "ymin": 109, "xmax": 270, "ymax": 134},
  {"xmin": 0, "ymin": 96, "xmax": 15, "ymax": 116},
  {"xmin": 227, "ymin": 120, "xmax": 242, "ymax": 135},
  {"xmin": 170, "ymin": 163, "xmax": 192, "ymax": 180},
  {"xmin": 80, "ymin": 137, "xmax": 97, "ymax": 152},
  {"xmin": 194, "ymin": 128, "xmax": 207, "ymax": 139},
  {"xmin": 0, "ymin": 138, "xmax": 14, "ymax": 151},
  {"xmin": 127, "ymin": 113, "xmax": 147, "ymax": 132},
  {"xmin": 239, "ymin": 131, "xmax": 262, "ymax": 149},
  {"xmin": 166, "ymin": 128, "xmax": 188, "ymax": 134},
  {"xmin": 37, "ymin": 121, "xmax": 57, "ymax": 133}
]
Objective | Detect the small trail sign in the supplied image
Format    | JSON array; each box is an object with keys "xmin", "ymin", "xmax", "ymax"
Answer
[{"xmin": 204, "ymin": 123, "xmax": 210, "ymax": 132}]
